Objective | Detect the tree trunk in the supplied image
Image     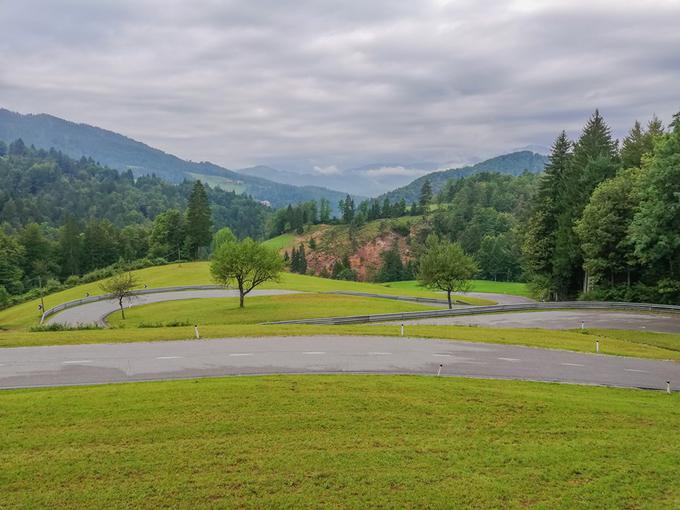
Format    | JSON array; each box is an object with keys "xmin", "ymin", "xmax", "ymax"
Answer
[
  {"xmin": 447, "ymin": 290, "xmax": 452, "ymax": 310},
  {"xmin": 239, "ymin": 293, "xmax": 245, "ymax": 308},
  {"xmin": 119, "ymin": 297, "xmax": 125, "ymax": 319}
]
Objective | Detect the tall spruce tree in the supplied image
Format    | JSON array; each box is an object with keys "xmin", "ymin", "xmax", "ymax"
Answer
[
  {"xmin": 523, "ymin": 131, "xmax": 572, "ymax": 299},
  {"xmin": 419, "ymin": 179, "xmax": 433, "ymax": 212},
  {"xmin": 185, "ymin": 180, "xmax": 213, "ymax": 259}
]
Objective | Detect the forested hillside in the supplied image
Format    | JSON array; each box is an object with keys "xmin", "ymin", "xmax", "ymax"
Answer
[
  {"xmin": 0, "ymin": 141, "xmax": 269, "ymax": 304},
  {"xmin": 380, "ymin": 150, "xmax": 547, "ymax": 203},
  {"xmin": 0, "ymin": 109, "xmax": 357, "ymax": 209},
  {"xmin": 523, "ymin": 110, "xmax": 679, "ymax": 303}
]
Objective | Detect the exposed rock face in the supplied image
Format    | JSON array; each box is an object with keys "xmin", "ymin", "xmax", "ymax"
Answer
[{"xmin": 282, "ymin": 218, "xmax": 425, "ymax": 281}]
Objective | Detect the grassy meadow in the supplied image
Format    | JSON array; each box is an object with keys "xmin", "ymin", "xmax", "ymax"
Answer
[
  {"xmin": 1, "ymin": 375, "xmax": 678, "ymax": 509},
  {"xmin": 384, "ymin": 279, "xmax": 532, "ymax": 297},
  {"xmin": 0, "ymin": 262, "xmax": 491, "ymax": 331}
]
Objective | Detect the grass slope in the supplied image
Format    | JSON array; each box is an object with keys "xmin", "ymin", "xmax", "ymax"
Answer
[
  {"xmin": 1, "ymin": 375, "xmax": 678, "ymax": 509},
  {"xmin": 106, "ymin": 294, "xmax": 440, "ymax": 327},
  {"xmin": 384, "ymin": 279, "xmax": 532, "ymax": 297},
  {"xmin": 0, "ymin": 262, "xmax": 491, "ymax": 331}
]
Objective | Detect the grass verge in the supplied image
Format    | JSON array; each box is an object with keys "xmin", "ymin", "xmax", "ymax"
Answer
[
  {"xmin": 106, "ymin": 293, "xmax": 441, "ymax": 327},
  {"xmin": 0, "ymin": 262, "xmax": 492, "ymax": 331},
  {"xmin": 384, "ymin": 279, "xmax": 532, "ymax": 297},
  {"xmin": 1, "ymin": 375, "xmax": 678, "ymax": 509}
]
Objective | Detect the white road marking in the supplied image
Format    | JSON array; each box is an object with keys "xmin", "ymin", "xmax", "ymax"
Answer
[
  {"xmin": 498, "ymin": 357, "xmax": 521, "ymax": 362},
  {"xmin": 62, "ymin": 360, "xmax": 93, "ymax": 364},
  {"xmin": 368, "ymin": 352, "xmax": 392, "ymax": 355},
  {"xmin": 560, "ymin": 363, "xmax": 585, "ymax": 367},
  {"xmin": 624, "ymin": 368, "xmax": 647, "ymax": 373},
  {"xmin": 433, "ymin": 354, "xmax": 451, "ymax": 358},
  {"xmin": 156, "ymin": 356, "xmax": 182, "ymax": 360},
  {"xmin": 303, "ymin": 351, "xmax": 326, "ymax": 355},
  {"xmin": 229, "ymin": 353, "xmax": 254, "ymax": 357}
]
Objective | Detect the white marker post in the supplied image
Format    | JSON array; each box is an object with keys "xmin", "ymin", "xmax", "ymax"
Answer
[
  {"xmin": 437, "ymin": 364, "xmax": 443, "ymax": 377},
  {"xmin": 194, "ymin": 324, "xmax": 200, "ymax": 340},
  {"xmin": 596, "ymin": 340, "xmax": 599, "ymax": 353},
  {"xmin": 581, "ymin": 321, "xmax": 585, "ymax": 330},
  {"xmin": 667, "ymin": 381, "xmax": 672, "ymax": 395},
  {"xmin": 401, "ymin": 323, "xmax": 404, "ymax": 336}
]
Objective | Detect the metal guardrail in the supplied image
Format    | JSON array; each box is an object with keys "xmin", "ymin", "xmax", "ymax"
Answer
[
  {"xmin": 266, "ymin": 301, "xmax": 680, "ymax": 326},
  {"xmin": 40, "ymin": 285, "xmax": 225, "ymax": 324}
]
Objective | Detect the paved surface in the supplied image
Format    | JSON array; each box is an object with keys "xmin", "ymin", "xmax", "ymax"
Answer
[
  {"xmin": 0, "ymin": 335, "xmax": 677, "ymax": 390},
  {"xmin": 48, "ymin": 289, "xmax": 300, "ymax": 327},
  {"xmin": 392, "ymin": 310, "xmax": 680, "ymax": 333}
]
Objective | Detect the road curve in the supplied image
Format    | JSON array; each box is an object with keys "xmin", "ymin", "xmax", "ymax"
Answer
[
  {"xmin": 0, "ymin": 335, "xmax": 677, "ymax": 390},
  {"xmin": 47, "ymin": 289, "xmax": 300, "ymax": 327},
  {"xmin": 393, "ymin": 310, "xmax": 680, "ymax": 333},
  {"xmin": 454, "ymin": 291, "xmax": 535, "ymax": 305}
]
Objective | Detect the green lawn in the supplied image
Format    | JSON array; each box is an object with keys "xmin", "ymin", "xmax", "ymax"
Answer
[
  {"xmin": 1, "ymin": 375, "xmax": 678, "ymax": 509},
  {"xmin": 106, "ymin": 293, "xmax": 440, "ymax": 327},
  {"xmin": 261, "ymin": 232, "xmax": 297, "ymax": 251},
  {"xmin": 384, "ymin": 279, "xmax": 532, "ymax": 297},
  {"xmin": 0, "ymin": 263, "xmax": 491, "ymax": 331}
]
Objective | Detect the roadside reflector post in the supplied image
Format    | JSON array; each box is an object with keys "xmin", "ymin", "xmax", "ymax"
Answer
[
  {"xmin": 194, "ymin": 324, "xmax": 200, "ymax": 340},
  {"xmin": 581, "ymin": 321, "xmax": 585, "ymax": 330},
  {"xmin": 667, "ymin": 381, "xmax": 672, "ymax": 395},
  {"xmin": 596, "ymin": 340, "xmax": 599, "ymax": 353},
  {"xmin": 401, "ymin": 323, "xmax": 404, "ymax": 336},
  {"xmin": 437, "ymin": 364, "xmax": 443, "ymax": 377}
]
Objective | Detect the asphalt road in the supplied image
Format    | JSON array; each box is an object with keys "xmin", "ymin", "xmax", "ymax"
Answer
[
  {"xmin": 393, "ymin": 310, "xmax": 680, "ymax": 333},
  {"xmin": 0, "ymin": 335, "xmax": 677, "ymax": 390},
  {"xmin": 47, "ymin": 289, "xmax": 300, "ymax": 327}
]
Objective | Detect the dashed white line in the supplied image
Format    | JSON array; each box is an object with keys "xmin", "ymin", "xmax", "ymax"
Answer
[
  {"xmin": 368, "ymin": 352, "xmax": 392, "ymax": 356},
  {"xmin": 624, "ymin": 368, "xmax": 647, "ymax": 373},
  {"xmin": 62, "ymin": 360, "xmax": 93, "ymax": 364},
  {"xmin": 560, "ymin": 363, "xmax": 585, "ymax": 367},
  {"xmin": 303, "ymin": 351, "xmax": 326, "ymax": 355},
  {"xmin": 433, "ymin": 354, "xmax": 452, "ymax": 358},
  {"xmin": 498, "ymin": 357, "xmax": 521, "ymax": 362},
  {"xmin": 156, "ymin": 356, "xmax": 182, "ymax": 360},
  {"xmin": 229, "ymin": 353, "xmax": 254, "ymax": 357}
]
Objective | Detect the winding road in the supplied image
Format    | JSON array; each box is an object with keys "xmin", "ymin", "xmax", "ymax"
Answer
[
  {"xmin": 47, "ymin": 289, "xmax": 300, "ymax": 327},
  {"xmin": 0, "ymin": 335, "xmax": 677, "ymax": 390}
]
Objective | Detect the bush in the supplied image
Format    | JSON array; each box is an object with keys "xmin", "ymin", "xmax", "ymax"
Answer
[{"xmin": 29, "ymin": 323, "xmax": 102, "ymax": 332}]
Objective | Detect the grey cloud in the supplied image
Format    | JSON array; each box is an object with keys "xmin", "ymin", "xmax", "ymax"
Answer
[{"xmin": 1, "ymin": 0, "xmax": 678, "ymax": 173}]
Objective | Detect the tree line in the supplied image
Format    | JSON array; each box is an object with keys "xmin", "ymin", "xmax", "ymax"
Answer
[
  {"xmin": 0, "ymin": 142, "xmax": 270, "ymax": 305},
  {"xmin": 523, "ymin": 110, "xmax": 679, "ymax": 303}
]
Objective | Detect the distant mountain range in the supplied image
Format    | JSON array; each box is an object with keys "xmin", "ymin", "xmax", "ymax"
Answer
[
  {"xmin": 0, "ymin": 109, "xmax": 360, "ymax": 209},
  {"xmin": 237, "ymin": 161, "xmax": 442, "ymax": 197},
  {"xmin": 379, "ymin": 151, "xmax": 549, "ymax": 203}
]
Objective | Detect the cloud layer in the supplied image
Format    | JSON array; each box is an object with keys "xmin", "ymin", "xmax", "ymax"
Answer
[{"xmin": 1, "ymin": 0, "xmax": 679, "ymax": 172}]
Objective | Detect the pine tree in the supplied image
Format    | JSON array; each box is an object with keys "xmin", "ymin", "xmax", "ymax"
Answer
[
  {"xmin": 419, "ymin": 179, "xmax": 433, "ymax": 211},
  {"xmin": 523, "ymin": 131, "xmax": 572, "ymax": 299},
  {"xmin": 185, "ymin": 181, "xmax": 212, "ymax": 259}
]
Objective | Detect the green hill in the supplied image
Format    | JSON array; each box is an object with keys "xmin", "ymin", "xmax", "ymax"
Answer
[
  {"xmin": 0, "ymin": 108, "xmax": 359, "ymax": 209},
  {"xmin": 380, "ymin": 151, "xmax": 547, "ymax": 202}
]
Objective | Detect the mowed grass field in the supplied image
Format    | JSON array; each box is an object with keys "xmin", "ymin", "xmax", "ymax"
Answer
[
  {"xmin": 384, "ymin": 279, "xmax": 532, "ymax": 297},
  {"xmin": 106, "ymin": 293, "xmax": 441, "ymax": 327},
  {"xmin": 1, "ymin": 375, "xmax": 678, "ymax": 509},
  {"xmin": 0, "ymin": 262, "xmax": 491, "ymax": 331}
]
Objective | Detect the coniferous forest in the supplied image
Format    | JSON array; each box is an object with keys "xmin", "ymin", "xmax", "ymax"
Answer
[{"xmin": 1, "ymin": 109, "xmax": 679, "ymax": 306}]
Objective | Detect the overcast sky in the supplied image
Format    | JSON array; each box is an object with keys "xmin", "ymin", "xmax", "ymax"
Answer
[{"xmin": 1, "ymin": 0, "xmax": 679, "ymax": 172}]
